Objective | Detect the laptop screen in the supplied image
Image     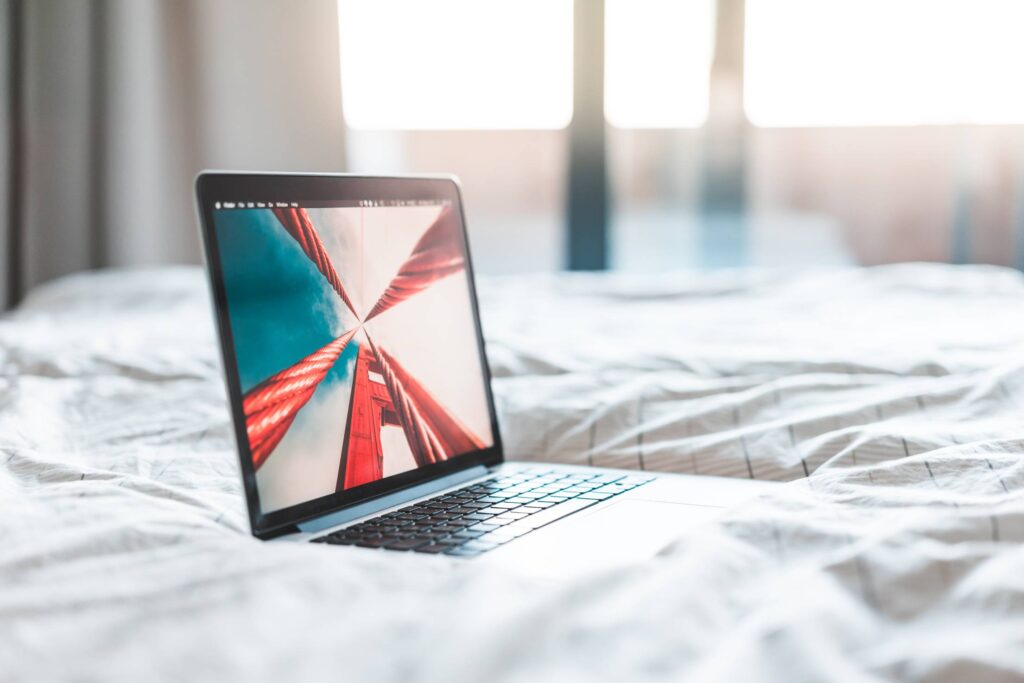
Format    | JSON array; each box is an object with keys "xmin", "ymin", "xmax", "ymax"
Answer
[{"xmin": 210, "ymin": 194, "xmax": 495, "ymax": 515}]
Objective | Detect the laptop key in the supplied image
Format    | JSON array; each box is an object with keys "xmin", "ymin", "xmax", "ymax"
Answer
[
  {"xmin": 414, "ymin": 542, "xmax": 458, "ymax": 554},
  {"xmin": 385, "ymin": 538, "xmax": 430, "ymax": 551},
  {"xmin": 355, "ymin": 538, "xmax": 391, "ymax": 548},
  {"xmin": 462, "ymin": 540, "xmax": 498, "ymax": 552},
  {"xmin": 350, "ymin": 530, "xmax": 384, "ymax": 539},
  {"xmin": 589, "ymin": 475, "xmax": 626, "ymax": 485},
  {"xmin": 323, "ymin": 537, "xmax": 359, "ymax": 545},
  {"xmin": 453, "ymin": 529, "xmax": 485, "ymax": 539},
  {"xmin": 578, "ymin": 492, "xmax": 613, "ymax": 501},
  {"xmin": 594, "ymin": 485, "xmax": 631, "ymax": 494},
  {"xmin": 431, "ymin": 512, "xmax": 463, "ymax": 521},
  {"xmin": 461, "ymin": 513, "xmax": 495, "ymax": 521}
]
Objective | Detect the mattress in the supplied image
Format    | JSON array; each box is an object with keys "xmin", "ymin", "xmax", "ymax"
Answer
[{"xmin": 2, "ymin": 264, "xmax": 1024, "ymax": 681}]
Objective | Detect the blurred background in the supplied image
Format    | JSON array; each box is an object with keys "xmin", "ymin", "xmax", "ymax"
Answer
[{"xmin": 3, "ymin": 0, "xmax": 1024, "ymax": 307}]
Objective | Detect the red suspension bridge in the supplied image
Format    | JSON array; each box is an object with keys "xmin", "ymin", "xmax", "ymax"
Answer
[{"xmin": 242, "ymin": 206, "xmax": 481, "ymax": 491}]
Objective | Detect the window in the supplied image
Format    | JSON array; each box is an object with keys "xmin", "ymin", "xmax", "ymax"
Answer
[
  {"xmin": 745, "ymin": 0, "xmax": 1024, "ymax": 126},
  {"xmin": 337, "ymin": 0, "xmax": 573, "ymax": 130},
  {"xmin": 604, "ymin": 0, "xmax": 716, "ymax": 128}
]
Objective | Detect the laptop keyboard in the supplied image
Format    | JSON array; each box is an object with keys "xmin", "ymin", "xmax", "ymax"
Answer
[{"xmin": 311, "ymin": 469, "xmax": 654, "ymax": 557}]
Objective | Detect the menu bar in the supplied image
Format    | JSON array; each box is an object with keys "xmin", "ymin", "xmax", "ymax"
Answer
[
  {"xmin": 214, "ymin": 199, "xmax": 450, "ymax": 211},
  {"xmin": 214, "ymin": 201, "xmax": 298, "ymax": 210}
]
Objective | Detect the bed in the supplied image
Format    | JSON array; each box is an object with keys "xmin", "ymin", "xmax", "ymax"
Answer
[{"xmin": 3, "ymin": 263, "xmax": 1024, "ymax": 681}]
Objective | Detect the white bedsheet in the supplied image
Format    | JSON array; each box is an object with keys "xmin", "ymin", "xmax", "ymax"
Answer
[{"xmin": 2, "ymin": 264, "xmax": 1024, "ymax": 682}]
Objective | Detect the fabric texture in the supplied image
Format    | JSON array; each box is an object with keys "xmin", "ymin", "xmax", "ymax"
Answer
[{"xmin": 2, "ymin": 264, "xmax": 1024, "ymax": 681}]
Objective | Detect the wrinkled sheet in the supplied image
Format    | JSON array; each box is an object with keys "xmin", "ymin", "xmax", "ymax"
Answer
[{"xmin": 2, "ymin": 264, "xmax": 1024, "ymax": 682}]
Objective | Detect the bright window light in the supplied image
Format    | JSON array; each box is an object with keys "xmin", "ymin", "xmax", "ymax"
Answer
[
  {"xmin": 745, "ymin": 0, "xmax": 1024, "ymax": 127},
  {"xmin": 337, "ymin": 0, "xmax": 573, "ymax": 130},
  {"xmin": 604, "ymin": 0, "xmax": 716, "ymax": 128}
]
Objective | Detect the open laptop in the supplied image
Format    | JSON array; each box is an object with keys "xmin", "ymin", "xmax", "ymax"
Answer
[{"xmin": 195, "ymin": 172, "xmax": 776, "ymax": 578}]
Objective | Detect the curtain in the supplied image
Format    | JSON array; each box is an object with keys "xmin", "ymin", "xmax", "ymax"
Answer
[{"xmin": 2, "ymin": 0, "xmax": 347, "ymax": 308}]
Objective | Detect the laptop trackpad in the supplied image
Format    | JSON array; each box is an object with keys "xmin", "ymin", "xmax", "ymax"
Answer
[{"xmin": 484, "ymin": 499, "xmax": 723, "ymax": 580}]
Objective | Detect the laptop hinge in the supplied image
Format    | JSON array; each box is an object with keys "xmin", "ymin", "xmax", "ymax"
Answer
[{"xmin": 296, "ymin": 465, "xmax": 491, "ymax": 534}]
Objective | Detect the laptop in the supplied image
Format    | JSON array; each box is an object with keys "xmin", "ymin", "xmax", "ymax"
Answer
[{"xmin": 195, "ymin": 172, "xmax": 776, "ymax": 579}]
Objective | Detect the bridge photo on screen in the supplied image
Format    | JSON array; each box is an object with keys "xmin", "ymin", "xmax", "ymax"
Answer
[{"xmin": 213, "ymin": 201, "xmax": 494, "ymax": 513}]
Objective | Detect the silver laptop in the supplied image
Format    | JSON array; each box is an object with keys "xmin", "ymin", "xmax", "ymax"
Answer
[{"xmin": 195, "ymin": 172, "xmax": 776, "ymax": 579}]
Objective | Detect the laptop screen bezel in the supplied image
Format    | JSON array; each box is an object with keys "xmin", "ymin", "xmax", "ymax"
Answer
[{"xmin": 195, "ymin": 172, "xmax": 504, "ymax": 539}]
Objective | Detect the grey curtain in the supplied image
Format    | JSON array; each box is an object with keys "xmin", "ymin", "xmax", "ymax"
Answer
[{"xmin": 2, "ymin": 0, "xmax": 347, "ymax": 308}]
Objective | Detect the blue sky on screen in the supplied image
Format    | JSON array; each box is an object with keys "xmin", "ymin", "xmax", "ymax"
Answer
[{"xmin": 214, "ymin": 209, "xmax": 356, "ymax": 394}]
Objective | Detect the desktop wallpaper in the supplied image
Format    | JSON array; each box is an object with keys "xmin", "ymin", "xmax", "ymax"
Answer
[{"xmin": 214, "ymin": 203, "xmax": 494, "ymax": 513}]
